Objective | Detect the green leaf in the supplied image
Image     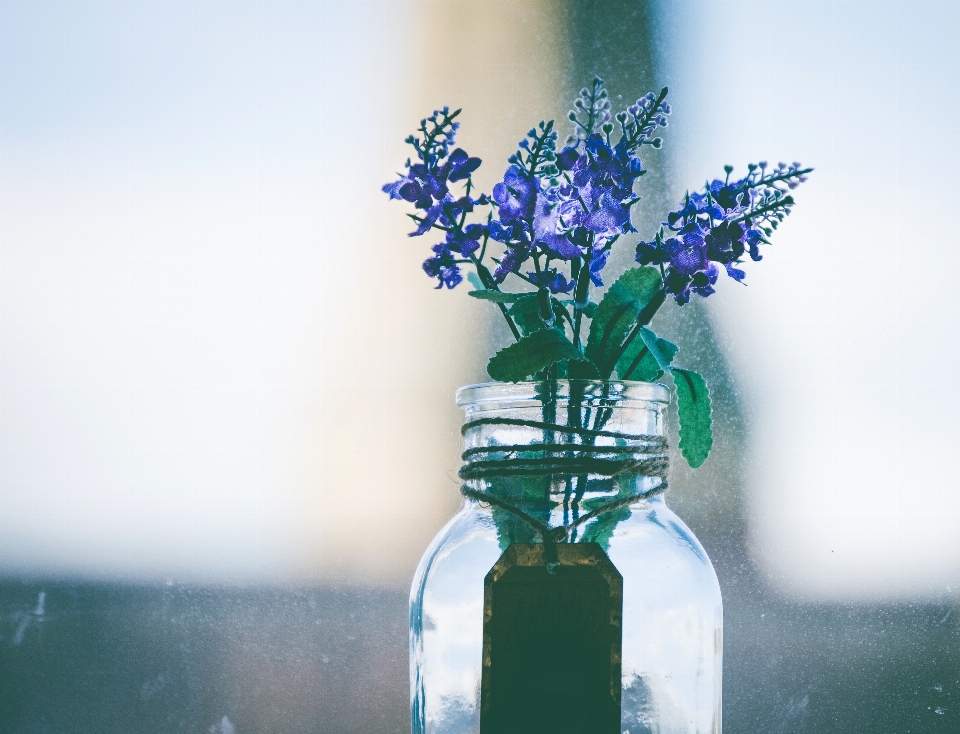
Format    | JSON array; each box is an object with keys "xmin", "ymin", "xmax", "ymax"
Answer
[
  {"xmin": 487, "ymin": 328, "xmax": 599, "ymax": 383},
  {"xmin": 509, "ymin": 295, "xmax": 543, "ymax": 335},
  {"xmin": 616, "ymin": 327, "xmax": 678, "ymax": 381},
  {"xmin": 466, "ymin": 271, "xmax": 485, "ymax": 290},
  {"xmin": 638, "ymin": 328, "xmax": 677, "ymax": 371},
  {"xmin": 671, "ymin": 368, "xmax": 712, "ymax": 468},
  {"xmin": 585, "ymin": 267, "xmax": 663, "ymax": 373},
  {"xmin": 468, "ymin": 289, "xmax": 525, "ymax": 303},
  {"xmin": 508, "ymin": 294, "xmax": 570, "ymax": 336},
  {"xmin": 581, "ymin": 505, "xmax": 631, "ymax": 550}
]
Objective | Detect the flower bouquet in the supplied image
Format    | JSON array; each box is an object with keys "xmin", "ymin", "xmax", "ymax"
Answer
[{"xmin": 385, "ymin": 78, "xmax": 809, "ymax": 734}]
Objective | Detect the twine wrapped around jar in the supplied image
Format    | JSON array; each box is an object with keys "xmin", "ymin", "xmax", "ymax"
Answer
[{"xmin": 458, "ymin": 413, "xmax": 669, "ymax": 550}]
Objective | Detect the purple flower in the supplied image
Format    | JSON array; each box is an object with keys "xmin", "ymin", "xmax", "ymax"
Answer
[
  {"xmin": 534, "ymin": 179, "xmax": 627, "ymax": 251},
  {"xmin": 492, "ymin": 166, "xmax": 537, "ymax": 223},
  {"xmin": 437, "ymin": 265, "xmax": 462, "ymax": 289},
  {"xmin": 423, "ymin": 244, "xmax": 463, "ymax": 289},
  {"xmin": 383, "ymin": 144, "xmax": 482, "ymax": 216},
  {"xmin": 543, "ymin": 136, "xmax": 639, "ymax": 245},
  {"xmin": 556, "ymin": 146, "xmax": 579, "ymax": 171},
  {"xmin": 635, "ymin": 238, "xmax": 667, "ymax": 267},
  {"xmin": 704, "ymin": 220, "xmax": 745, "ymax": 263},
  {"xmin": 422, "ymin": 244, "xmax": 463, "ymax": 289},
  {"xmin": 637, "ymin": 164, "xmax": 806, "ymax": 304},
  {"xmin": 493, "ymin": 244, "xmax": 532, "ymax": 283},
  {"xmin": 637, "ymin": 161, "xmax": 811, "ymax": 304},
  {"xmin": 661, "ymin": 252, "xmax": 718, "ymax": 305},
  {"xmin": 446, "ymin": 223, "xmax": 484, "ymax": 257},
  {"xmin": 533, "ymin": 194, "xmax": 581, "ymax": 258},
  {"xmin": 382, "ymin": 168, "xmax": 445, "ymax": 211},
  {"xmin": 708, "ymin": 179, "xmax": 748, "ymax": 212},
  {"xmin": 556, "ymin": 194, "xmax": 587, "ymax": 230},
  {"xmin": 410, "ymin": 203, "xmax": 442, "ymax": 236},
  {"xmin": 382, "ymin": 178, "xmax": 407, "ymax": 200},
  {"xmin": 528, "ymin": 269, "xmax": 575, "ymax": 294},
  {"xmin": 416, "ymin": 215, "xmax": 485, "ymax": 287},
  {"xmin": 407, "ymin": 194, "xmax": 483, "ymax": 238},
  {"xmin": 443, "ymin": 148, "xmax": 482, "ymax": 182},
  {"xmin": 382, "ymin": 176, "xmax": 431, "ymax": 210},
  {"xmin": 571, "ymin": 135, "xmax": 644, "ymax": 194},
  {"xmin": 488, "ymin": 219, "xmax": 529, "ymax": 245},
  {"xmin": 725, "ymin": 263, "xmax": 746, "ymax": 282},
  {"xmin": 668, "ymin": 191, "xmax": 723, "ymax": 224},
  {"xmin": 668, "ymin": 230, "xmax": 709, "ymax": 277},
  {"xmin": 587, "ymin": 248, "xmax": 609, "ymax": 287},
  {"xmin": 742, "ymin": 226, "xmax": 763, "ymax": 261},
  {"xmin": 583, "ymin": 187, "xmax": 630, "ymax": 235},
  {"xmin": 636, "ymin": 225, "xmax": 725, "ymax": 304}
]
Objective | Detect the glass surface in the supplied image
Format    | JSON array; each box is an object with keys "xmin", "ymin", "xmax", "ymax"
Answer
[{"xmin": 410, "ymin": 381, "xmax": 723, "ymax": 733}]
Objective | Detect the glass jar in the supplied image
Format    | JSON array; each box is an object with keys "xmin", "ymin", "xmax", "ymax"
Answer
[{"xmin": 410, "ymin": 380, "xmax": 722, "ymax": 734}]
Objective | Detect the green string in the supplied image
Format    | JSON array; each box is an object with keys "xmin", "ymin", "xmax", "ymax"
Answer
[
  {"xmin": 459, "ymin": 455, "xmax": 668, "ymax": 480},
  {"xmin": 458, "ymin": 416, "xmax": 669, "ymax": 544}
]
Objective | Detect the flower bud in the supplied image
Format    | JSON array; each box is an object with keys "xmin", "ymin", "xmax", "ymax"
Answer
[{"xmin": 537, "ymin": 288, "xmax": 555, "ymax": 327}]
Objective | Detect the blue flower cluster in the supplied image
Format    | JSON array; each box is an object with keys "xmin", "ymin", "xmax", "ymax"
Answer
[
  {"xmin": 486, "ymin": 82, "xmax": 671, "ymax": 294},
  {"xmin": 382, "ymin": 83, "xmax": 808, "ymax": 309},
  {"xmin": 635, "ymin": 161, "xmax": 811, "ymax": 304},
  {"xmin": 382, "ymin": 107, "xmax": 484, "ymax": 288},
  {"xmin": 381, "ymin": 80, "xmax": 672, "ymax": 294}
]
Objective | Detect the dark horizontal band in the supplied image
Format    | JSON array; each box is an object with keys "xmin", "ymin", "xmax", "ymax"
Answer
[
  {"xmin": 458, "ymin": 455, "xmax": 668, "ymax": 480},
  {"xmin": 461, "ymin": 442, "xmax": 663, "ymax": 460}
]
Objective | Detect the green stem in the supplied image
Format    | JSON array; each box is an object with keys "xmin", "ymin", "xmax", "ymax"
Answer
[
  {"xmin": 593, "ymin": 302, "xmax": 635, "ymax": 372},
  {"xmin": 573, "ymin": 308, "xmax": 583, "ymax": 350},
  {"xmin": 745, "ymin": 167, "xmax": 814, "ymax": 190},
  {"xmin": 567, "ymin": 373, "xmax": 587, "ymax": 520},
  {"xmin": 572, "ymin": 245, "xmax": 593, "ymax": 349},
  {"xmin": 589, "ymin": 380, "xmax": 615, "ymax": 438},
  {"xmin": 730, "ymin": 196, "xmax": 795, "ymax": 226},
  {"xmin": 471, "ymin": 257, "xmax": 521, "ymax": 341},
  {"xmin": 407, "ymin": 214, "xmax": 452, "ymax": 233},
  {"xmin": 602, "ymin": 288, "xmax": 667, "ymax": 379},
  {"xmin": 513, "ymin": 271, "xmax": 538, "ymax": 286},
  {"xmin": 621, "ymin": 346, "xmax": 651, "ymax": 381},
  {"xmin": 542, "ymin": 366, "xmax": 558, "ymax": 502},
  {"xmin": 571, "ymin": 257, "xmax": 584, "ymax": 349},
  {"xmin": 555, "ymin": 302, "xmax": 575, "ymax": 331},
  {"xmin": 626, "ymin": 87, "xmax": 668, "ymax": 149}
]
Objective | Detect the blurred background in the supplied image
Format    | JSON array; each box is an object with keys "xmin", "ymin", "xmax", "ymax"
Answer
[{"xmin": 0, "ymin": 1, "xmax": 958, "ymax": 732}]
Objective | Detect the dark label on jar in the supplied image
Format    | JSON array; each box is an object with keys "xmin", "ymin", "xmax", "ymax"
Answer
[{"xmin": 480, "ymin": 542, "xmax": 623, "ymax": 734}]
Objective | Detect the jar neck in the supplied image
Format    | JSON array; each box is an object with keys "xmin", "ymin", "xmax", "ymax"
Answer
[{"xmin": 457, "ymin": 381, "xmax": 668, "ymax": 503}]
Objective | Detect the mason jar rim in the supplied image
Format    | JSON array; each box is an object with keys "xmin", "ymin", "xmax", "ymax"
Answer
[{"xmin": 456, "ymin": 380, "xmax": 670, "ymax": 408}]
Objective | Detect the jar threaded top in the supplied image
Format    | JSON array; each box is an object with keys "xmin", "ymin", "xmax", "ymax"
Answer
[{"xmin": 456, "ymin": 380, "xmax": 670, "ymax": 412}]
